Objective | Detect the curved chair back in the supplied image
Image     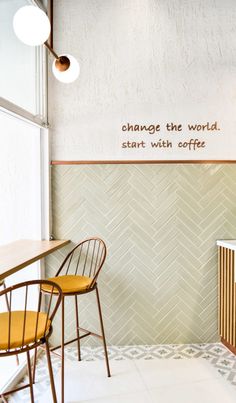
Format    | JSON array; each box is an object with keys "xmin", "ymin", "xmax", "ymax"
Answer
[
  {"xmin": 0, "ymin": 279, "xmax": 62, "ymax": 355},
  {"xmin": 56, "ymin": 237, "xmax": 107, "ymax": 288}
]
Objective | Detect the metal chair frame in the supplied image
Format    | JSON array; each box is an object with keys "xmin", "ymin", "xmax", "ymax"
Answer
[
  {"xmin": 0, "ymin": 280, "xmax": 19, "ymax": 366},
  {"xmin": 42, "ymin": 237, "xmax": 111, "ymax": 403},
  {"xmin": 0, "ymin": 279, "xmax": 62, "ymax": 403}
]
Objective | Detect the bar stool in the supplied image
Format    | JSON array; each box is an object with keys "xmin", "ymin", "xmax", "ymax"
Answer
[
  {"xmin": 41, "ymin": 237, "xmax": 111, "ymax": 402},
  {"xmin": 0, "ymin": 279, "xmax": 62, "ymax": 403}
]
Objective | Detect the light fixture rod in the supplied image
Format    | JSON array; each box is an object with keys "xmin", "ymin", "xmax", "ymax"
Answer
[
  {"xmin": 31, "ymin": 0, "xmax": 47, "ymax": 13},
  {"xmin": 44, "ymin": 41, "xmax": 59, "ymax": 60}
]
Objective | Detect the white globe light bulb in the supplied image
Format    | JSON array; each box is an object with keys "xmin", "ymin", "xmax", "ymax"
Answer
[
  {"xmin": 52, "ymin": 54, "xmax": 80, "ymax": 83},
  {"xmin": 13, "ymin": 5, "xmax": 51, "ymax": 46}
]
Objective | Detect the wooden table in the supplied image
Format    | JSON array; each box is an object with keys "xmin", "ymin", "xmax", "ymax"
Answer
[{"xmin": 0, "ymin": 239, "xmax": 70, "ymax": 281}]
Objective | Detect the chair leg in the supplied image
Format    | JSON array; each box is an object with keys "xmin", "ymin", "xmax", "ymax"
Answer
[
  {"xmin": 15, "ymin": 353, "xmax": 20, "ymax": 366},
  {"xmin": 61, "ymin": 295, "xmax": 65, "ymax": 403},
  {"xmin": 27, "ymin": 350, "xmax": 35, "ymax": 403},
  {"xmin": 95, "ymin": 287, "xmax": 111, "ymax": 377},
  {"xmin": 2, "ymin": 281, "xmax": 19, "ymax": 366},
  {"xmin": 32, "ymin": 348, "xmax": 37, "ymax": 384},
  {"xmin": 45, "ymin": 340, "xmax": 58, "ymax": 403},
  {"xmin": 4, "ymin": 292, "xmax": 10, "ymax": 312},
  {"xmin": 75, "ymin": 295, "xmax": 81, "ymax": 361}
]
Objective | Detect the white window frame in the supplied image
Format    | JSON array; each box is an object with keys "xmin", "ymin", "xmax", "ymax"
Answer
[{"xmin": 0, "ymin": 47, "xmax": 48, "ymax": 128}]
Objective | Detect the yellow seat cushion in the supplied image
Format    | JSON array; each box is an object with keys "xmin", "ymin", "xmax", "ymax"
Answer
[
  {"xmin": 0, "ymin": 311, "xmax": 51, "ymax": 350},
  {"xmin": 42, "ymin": 275, "xmax": 93, "ymax": 294}
]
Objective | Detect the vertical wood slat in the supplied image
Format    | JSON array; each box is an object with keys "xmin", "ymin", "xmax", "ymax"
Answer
[
  {"xmin": 220, "ymin": 247, "xmax": 223, "ymax": 336},
  {"xmin": 223, "ymin": 247, "xmax": 227, "ymax": 340},
  {"xmin": 233, "ymin": 251, "xmax": 236, "ymax": 347},
  {"xmin": 231, "ymin": 250, "xmax": 233, "ymax": 343},
  {"xmin": 219, "ymin": 246, "xmax": 236, "ymax": 348},
  {"xmin": 226, "ymin": 248, "xmax": 230, "ymax": 341},
  {"xmin": 229, "ymin": 249, "xmax": 232, "ymax": 345}
]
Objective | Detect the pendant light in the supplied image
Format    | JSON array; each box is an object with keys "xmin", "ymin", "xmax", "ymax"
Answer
[
  {"xmin": 45, "ymin": 43, "xmax": 80, "ymax": 84},
  {"xmin": 13, "ymin": 5, "xmax": 51, "ymax": 46},
  {"xmin": 13, "ymin": 4, "xmax": 80, "ymax": 83}
]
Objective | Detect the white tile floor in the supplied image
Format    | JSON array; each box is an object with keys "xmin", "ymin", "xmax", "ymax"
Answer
[
  {"xmin": 8, "ymin": 343, "xmax": 236, "ymax": 402},
  {"xmin": 40, "ymin": 356, "xmax": 236, "ymax": 403}
]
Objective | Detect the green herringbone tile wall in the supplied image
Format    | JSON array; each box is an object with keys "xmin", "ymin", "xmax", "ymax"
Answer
[{"xmin": 46, "ymin": 164, "xmax": 236, "ymax": 346}]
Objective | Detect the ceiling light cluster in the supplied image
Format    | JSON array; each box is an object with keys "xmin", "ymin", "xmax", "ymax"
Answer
[{"xmin": 13, "ymin": 5, "xmax": 80, "ymax": 83}]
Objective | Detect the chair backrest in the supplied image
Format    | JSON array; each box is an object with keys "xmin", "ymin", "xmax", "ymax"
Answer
[
  {"xmin": 0, "ymin": 279, "xmax": 62, "ymax": 353},
  {"xmin": 56, "ymin": 237, "xmax": 107, "ymax": 288}
]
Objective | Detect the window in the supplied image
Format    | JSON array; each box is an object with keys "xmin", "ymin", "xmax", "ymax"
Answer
[
  {"xmin": 0, "ymin": 0, "xmax": 47, "ymax": 125},
  {"xmin": 0, "ymin": 111, "xmax": 42, "ymax": 245},
  {"xmin": 0, "ymin": 0, "xmax": 49, "ymax": 393},
  {"xmin": 0, "ymin": 110, "xmax": 49, "ymax": 391}
]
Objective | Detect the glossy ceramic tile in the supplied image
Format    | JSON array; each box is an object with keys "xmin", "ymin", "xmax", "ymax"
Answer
[
  {"xmin": 149, "ymin": 378, "xmax": 236, "ymax": 403},
  {"xmin": 40, "ymin": 360, "xmax": 146, "ymax": 402},
  {"xmin": 39, "ymin": 356, "xmax": 236, "ymax": 403},
  {"xmin": 75, "ymin": 390, "xmax": 152, "ymax": 403},
  {"xmin": 8, "ymin": 343, "xmax": 236, "ymax": 402},
  {"xmin": 135, "ymin": 357, "xmax": 221, "ymax": 389}
]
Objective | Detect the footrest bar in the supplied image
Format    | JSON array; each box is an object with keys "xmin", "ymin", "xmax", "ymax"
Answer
[
  {"xmin": 51, "ymin": 337, "xmax": 78, "ymax": 351},
  {"xmin": 79, "ymin": 332, "xmax": 91, "ymax": 339},
  {"xmin": 78, "ymin": 326, "xmax": 103, "ymax": 340},
  {"xmin": 2, "ymin": 383, "xmax": 31, "ymax": 396}
]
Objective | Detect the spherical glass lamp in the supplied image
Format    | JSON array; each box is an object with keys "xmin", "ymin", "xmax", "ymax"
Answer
[
  {"xmin": 52, "ymin": 54, "xmax": 80, "ymax": 83},
  {"xmin": 13, "ymin": 5, "xmax": 51, "ymax": 46}
]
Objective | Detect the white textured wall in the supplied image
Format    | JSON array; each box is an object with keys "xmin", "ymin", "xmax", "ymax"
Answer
[{"xmin": 49, "ymin": 0, "xmax": 236, "ymax": 160}]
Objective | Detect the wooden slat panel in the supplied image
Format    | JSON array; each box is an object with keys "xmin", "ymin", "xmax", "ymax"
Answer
[
  {"xmin": 219, "ymin": 246, "xmax": 236, "ymax": 349},
  {"xmin": 219, "ymin": 247, "xmax": 222, "ymax": 336}
]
